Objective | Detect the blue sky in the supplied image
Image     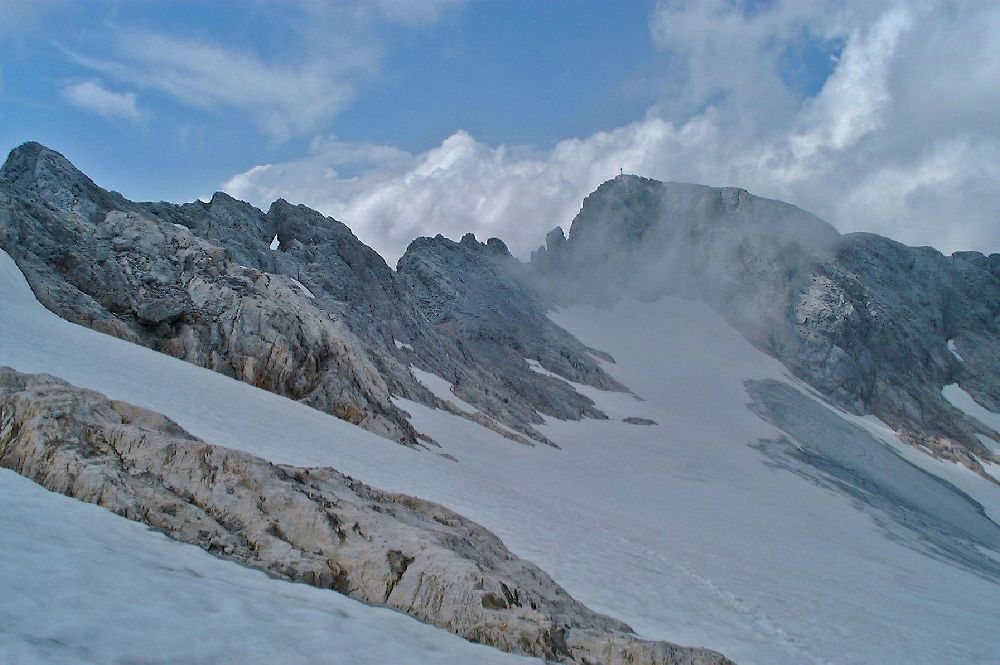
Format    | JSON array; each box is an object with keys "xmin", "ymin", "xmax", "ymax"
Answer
[
  {"xmin": 2, "ymin": 1, "xmax": 998, "ymax": 262},
  {"xmin": 1, "ymin": 2, "xmax": 662, "ymax": 202}
]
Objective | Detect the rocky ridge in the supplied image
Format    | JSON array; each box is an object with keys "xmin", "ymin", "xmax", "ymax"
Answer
[
  {"xmin": 0, "ymin": 142, "xmax": 620, "ymax": 447},
  {"xmin": 530, "ymin": 175, "xmax": 1000, "ymax": 477},
  {"xmin": 0, "ymin": 367, "xmax": 732, "ymax": 665},
  {"xmin": 3, "ymin": 142, "xmax": 999, "ymax": 475}
]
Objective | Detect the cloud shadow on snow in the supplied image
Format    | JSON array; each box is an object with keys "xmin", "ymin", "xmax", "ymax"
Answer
[{"xmin": 746, "ymin": 378, "xmax": 1000, "ymax": 583}]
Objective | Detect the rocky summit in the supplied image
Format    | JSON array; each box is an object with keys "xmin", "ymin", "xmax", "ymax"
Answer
[
  {"xmin": 2, "ymin": 144, "xmax": 999, "ymax": 478},
  {"xmin": 0, "ymin": 142, "xmax": 621, "ymax": 448},
  {"xmin": 3, "ymin": 141, "xmax": 1000, "ymax": 665},
  {"xmin": 530, "ymin": 174, "xmax": 1000, "ymax": 478}
]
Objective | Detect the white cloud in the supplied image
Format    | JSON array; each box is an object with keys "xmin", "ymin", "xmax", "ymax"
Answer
[
  {"xmin": 61, "ymin": 80, "xmax": 143, "ymax": 122},
  {"xmin": 369, "ymin": 0, "xmax": 465, "ymax": 26},
  {"xmin": 64, "ymin": 1, "xmax": 462, "ymax": 142},
  {"xmin": 68, "ymin": 33, "xmax": 369, "ymax": 142},
  {"xmin": 223, "ymin": 1, "xmax": 1000, "ymax": 262}
]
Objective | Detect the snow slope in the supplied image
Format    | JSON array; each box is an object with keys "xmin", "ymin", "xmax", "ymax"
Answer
[
  {"xmin": 0, "ymin": 469, "xmax": 536, "ymax": 665},
  {"xmin": 944, "ymin": 383, "xmax": 1000, "ymax": 446},
  {"xmin": 2, "ymin": 248, "xmax": 999, "ymax": 665}
]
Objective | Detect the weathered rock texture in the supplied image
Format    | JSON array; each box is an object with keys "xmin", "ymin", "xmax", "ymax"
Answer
[
  {"xmin": 4, "ymin": 142, "xmax": 999, "ymax": 477},
  {"xmin": 530, "ymin": 175, "xmax": 1000, "ymax": 478},
  {"xmin": 398, "ymin": 233, "xmax": 627, "ymax": 426},
  {"xmin": 0, "ymin": 367, "xmax": 732, "ymax": 665},
  {"xmin": 0, "ymin": 142, "xmax": 618, "ymax": 447}
]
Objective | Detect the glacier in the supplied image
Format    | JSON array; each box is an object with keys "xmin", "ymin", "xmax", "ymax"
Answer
[{"xmin": 3, "ymin": 247, "xmax": 999, "ymax": 664}]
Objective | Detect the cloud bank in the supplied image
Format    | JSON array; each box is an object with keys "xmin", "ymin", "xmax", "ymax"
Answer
[{"xmin": 222, "ymin": 0, "xmax": 1000, "ymax": 263}]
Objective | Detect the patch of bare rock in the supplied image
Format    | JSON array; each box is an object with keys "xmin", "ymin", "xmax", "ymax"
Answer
[{"xmin": 0, "ymin": 367, "xmax": 733, "ymax": 665}]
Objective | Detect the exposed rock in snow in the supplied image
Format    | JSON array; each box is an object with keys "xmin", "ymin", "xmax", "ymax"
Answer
[
  {"xmin": 0, "ymin": 367, "xmax": 733, "ymax": 665},
  {"xmin": 530, "ymin": 175, "xmax": 1000, "ymax": 477},
  {"xmin": 0, "ymin": 143, "xmax": 628, "ymax": 447}
]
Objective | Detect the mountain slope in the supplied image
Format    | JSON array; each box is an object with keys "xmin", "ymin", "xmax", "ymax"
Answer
[
  {"xmin": 530, "ymin": 174, "xmax": 1000, "ymax": 476},
  {"xmin": 0, "ymin": 142, "xmax": 617, "ymax": 446},
  {"xmin": 4, "ymin": 143, "xmax": 1000, "ymax": 664},
  {"xmin": 3, "ymin": 244, "xmax": 998, "ymax": 664},
  {"xmin": 0, "ymin": 366, "xmax": 729, "ymax": 665}
]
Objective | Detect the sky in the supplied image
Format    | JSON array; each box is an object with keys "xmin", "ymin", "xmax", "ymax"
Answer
[{"xmin": 1, "ymin": 0, "xmax": 998, "ymax": 264}]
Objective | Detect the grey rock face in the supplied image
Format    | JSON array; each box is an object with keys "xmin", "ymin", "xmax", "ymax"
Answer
[
  {"xmin": 0, "ymin": 152, "xmax": 415, "ymax": 442},
  {"xmin": 784, "ymin": 234, "xmax": 1000, "ymax": 472},
  {"xmin": 531, "ymin": 175, "xmax": 1000, "ymax": 477},
  {"xmin": 398, "ymin": 233, "xmax": 628, "ymax": 432},
  {"xmin": 0, "ymin": 367, "xmax": 733, "ymax": 665},
  {"xmin": 0, "ymin": 143, "xmax": 626, "ymax": 447},
  {"xmin": 5, "ymin": 142, "xmax": 998, "ymax": 477}
]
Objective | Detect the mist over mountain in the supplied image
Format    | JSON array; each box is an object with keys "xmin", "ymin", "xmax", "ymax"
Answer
[
  {"xmin": 529, "ymin": 174, "xmax": 1000, "ymax": 477},
  {"xmin": 3, "ymin": 141, "xmax": 1000, "ymax": 665}
]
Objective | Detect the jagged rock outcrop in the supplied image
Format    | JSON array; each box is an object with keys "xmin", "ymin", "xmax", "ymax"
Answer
[
  {"xmin": 0, "ymin": 151, "xmax": 418, "ymax": 442},
  {"xmin": 5, "ymin": 142, "xmax": 998, "ymax": 476},
  {"xmin": 0, "ymin": 142, "xmax": 624, "ymax": 447},
  {"xmin": 530, "ymin": 175, "xmax": 1000, "ymax": 476},
  {"xmin": 398, "ymin": 232, "xmax": 628, "ymax": 426},
  {"xmin": 0, "ymin": 367, "xmax": 733, "ymax": 665}
]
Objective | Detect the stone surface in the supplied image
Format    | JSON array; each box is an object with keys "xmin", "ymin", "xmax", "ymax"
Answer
[
  {"xmin": 0, "ymin": 143, "xmax": 624, "ymax": 447},
  {"xmin": 0, "ymin": 367, "xmax": 733, "ymax": 665},
  {"xmin": 4, "ymin": 142, "xmax": 999, "ymax": 476},
  {"xmin": 530, "ymin": 175, "xmax": 1000, "ymax": 478}
]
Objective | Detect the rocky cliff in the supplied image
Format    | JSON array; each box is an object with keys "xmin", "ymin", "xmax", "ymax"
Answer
[
  {"xmin": 530, "ymin": 175, "xmax": 1000, "ymax": 477},
  {"xmin": 3, "ymin": 143, "xmax": 998, "ymax": 476},
  {"xmin": 0, "ymin": 142, "xmax": 617, "ymax": 447}
]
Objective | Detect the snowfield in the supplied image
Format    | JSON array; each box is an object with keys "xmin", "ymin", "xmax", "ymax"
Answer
[
  {"xmin": 0, "ymin": 470, "xmax": 537, "ymax": 665},
  {"xmin": 2, "ymin": 248, "xmax": 999, "ymax": 665}
]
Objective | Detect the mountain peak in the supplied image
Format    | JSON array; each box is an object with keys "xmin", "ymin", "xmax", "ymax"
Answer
[
  {"xmin": 0, "ymin": 141, "xmax": 129, "ymax": 222},
  {"xmin": 1, "ymin": 141, "xmax": 81, "ymax": 184}
]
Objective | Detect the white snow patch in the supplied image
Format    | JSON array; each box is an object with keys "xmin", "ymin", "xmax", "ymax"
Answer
[
  {"xmin": 943, "ymin": 383, "xmax": 1000, "ymax": 436},
  {"xmin": 172, "ymin": 223, "xmax": 188, "ymax": 231},
  {"xmin": 2, "ymin": 249, "xmax": 1000, "ymax": 665},
  {"xmin": 524, "ymin": 358, "xmax": 564, "ymax": 380},
  {"xmin": 977, "ymin": 434, "xmax": 1000, "ymax": 456},
  {"xmin": 947, "ymin": 339, "xmax": 964, "ymax": 362},
  {"xmin": 395, "ymin": 339, "xmax": 414, "ymax": 352},
  {"xmin": 0, "ymin": 469, "xmax": 536, "ymax": 665},
  {"xmin": 288, "ymin": 277, "xmax": 315, "ymax": 299},
  {"xmin": 269, "ymin": 234, "xmax": 280, "ymax": 251},
  {"xmin": 975, "ymin": 455, "xmax": 1000, "ymax": 483},
  {"xmin": 410, "ymin": 366, "xmax": 476, "ymax": 414}
]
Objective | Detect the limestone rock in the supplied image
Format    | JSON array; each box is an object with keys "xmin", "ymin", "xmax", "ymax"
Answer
[
  {"xmin": 530, "ymin": 175, "xmax": 1000, "ymax": 478},
  {"xmin": 0, "ymin": 367, "xmax": 733, "ymax": 665},
  {"xmin": 0, "ymin": 143, "xmax": 631, "ymax": 447}
]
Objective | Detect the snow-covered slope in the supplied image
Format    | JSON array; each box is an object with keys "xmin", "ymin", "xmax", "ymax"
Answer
[
  {"xmin": 0, "ymin": 470, "xmax": 537, "ymax": 665},
  {"xmin": 3, "ymin": 248, "xmax": 999, "ymax": 664},
  {"xmin": 530, "ymin": 175, "xmax": 1000, "ymax": 476}
]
